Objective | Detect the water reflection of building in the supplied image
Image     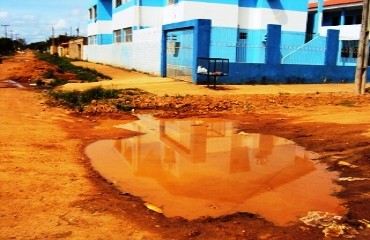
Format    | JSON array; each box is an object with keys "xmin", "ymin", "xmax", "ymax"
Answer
[{"xmin": 112, "ymin": 115, "xmax": 316, "ymax": 202}]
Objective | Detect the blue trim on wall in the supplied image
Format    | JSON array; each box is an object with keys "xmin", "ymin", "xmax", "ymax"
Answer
[
  {"xmin": 98, "ymin": 0, "xmax": 112, "ymax": 20},
  {"xmin": 113, "ymin": 0, "xmax": 136, "ymax": 13},
  {"xmin": 141, "ymin": 0, "xmax": 165, "ymax": 7},
  {"xmin": 97, "ymin": 34, "xmax": 113, "ymax": 45},
  {"xmin": 161, "ymin": 19, "xmax": 211, "ymax": 83}
]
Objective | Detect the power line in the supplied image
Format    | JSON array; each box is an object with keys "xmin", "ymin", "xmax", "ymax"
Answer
[{"xmin": 1, "ymin": 24, "xmax": 10, "ymax": 38}]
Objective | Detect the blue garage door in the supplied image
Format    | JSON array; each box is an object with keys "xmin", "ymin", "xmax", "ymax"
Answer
[{"xmin": 166, "ymin": 29, "xmax": 194, "ymax": 81}]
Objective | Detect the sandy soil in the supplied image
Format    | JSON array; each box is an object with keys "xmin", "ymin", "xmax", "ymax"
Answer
[{"xmin": 0, "ymin": 51, "xmax": 369, "ymax": 239}]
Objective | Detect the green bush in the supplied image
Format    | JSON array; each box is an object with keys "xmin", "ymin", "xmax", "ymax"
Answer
[
  {"xmin": 36, "ymin": 52, "xmax": 111, "ymax": 82},
  {"xmin": 50, "ymin": 86, "xmax": 120, "ymax": 109}
]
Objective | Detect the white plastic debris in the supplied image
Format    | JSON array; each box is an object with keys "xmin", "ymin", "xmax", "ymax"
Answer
[
  {"xmin": 338, "ymin": 177, "xmax": 369, "ymax": 182},
  {"xmin": 197, "ymin": 66, "xmax": 208, "ymax": 74},
  {"xmin": 300, "ymin": 211, "xmax": 342, "ymax": 227},
  {"xmin": 337, "ymin": 161, "xmax": 358, "ymax": 168},
  {"xmin": 300, "ymin": 211, "xmax": 359, "ymax": 238}
]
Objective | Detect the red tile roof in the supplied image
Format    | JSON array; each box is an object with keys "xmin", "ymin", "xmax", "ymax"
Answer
[{"xmin": 309, "ymin": 0, "xmax": 363, "ymax": 9}]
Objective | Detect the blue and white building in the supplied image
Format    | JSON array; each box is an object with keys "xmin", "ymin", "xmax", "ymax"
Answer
[{"xmin": 85, "ymin": 0, "xmax": 310, "ymax": 82}]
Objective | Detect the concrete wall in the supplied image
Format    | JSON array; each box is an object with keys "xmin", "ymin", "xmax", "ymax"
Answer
[
  {"xmin": 217, "ymin": 63, "xmax": 359, "ymax": 84},
  {"xmin": 84, "ymin": 27, "xmax": 162, "ymax": 75}
]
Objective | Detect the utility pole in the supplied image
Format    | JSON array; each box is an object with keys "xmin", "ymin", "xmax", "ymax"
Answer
[
  {"xmin": 8, "ymin": 30, "xmax": 13, "ymax": 40},
  {"xmin": 52, "ymin": 26, "xmax": 55, "ymax": 45},
  {"xmin": 354, "ymin": 0, "xmax": 370, "ymax": 94},
  {"xmin": 1, "ymin": 24, "xmax": 10, "ymax": 38},
  {"xmin": 51, "ymin": 26, "xmax": 56, "ymax": 54}
]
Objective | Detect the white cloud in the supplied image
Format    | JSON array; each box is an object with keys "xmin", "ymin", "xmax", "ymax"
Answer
[
  {"xmin": 23, "ymin": 15, "xmax": 36, "ymax": 20},
  {"xmin": 71, "ymin": 9, "xmax": 80, "ymax": 16},
  {"xmin": 53, "ymin": 19, "xmax": 67, "ymax": 29},
  {"xmin": 0, "ymin": 11, "xmax": 8, "ymax": 19}
]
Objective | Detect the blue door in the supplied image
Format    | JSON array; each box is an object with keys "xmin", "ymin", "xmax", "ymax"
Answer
[{"xmin": 166, "ymin": 29, "xmax": 194, "ymax": 81}]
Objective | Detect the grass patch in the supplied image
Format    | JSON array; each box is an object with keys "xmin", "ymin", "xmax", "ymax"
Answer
[
  {"xmin": 42, "ymin": 68, "xmax": 56, "ymax": 79},
  {"xmin": 115, "ymin": 103, "xmax": 134, "ymax": 112},
  {"xmin": 36, "ymin": 52, "xmax": 112, "ymax": 82},
  {"xmin": 50, "ymin": 86, "xmax": 120, "ymax": 109}
]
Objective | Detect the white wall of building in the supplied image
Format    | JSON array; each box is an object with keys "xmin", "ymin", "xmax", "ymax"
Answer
[
  {"xmin": 87, "ymin": 21, "xmax": 112, "ymax": 35},
  {"xmin": 132, "ymin": 27, "xmax": 162, "ymax": 74},
  {"xmin": 320, "ymin": 24, "xmax": 361, "ymax": 40},
  {"xmin": 84, "ymin": 27, "xmax": 162, "ymax": 75},
  {"xmin": 112, "ymin": 7, "xmax": 135, "ymax": 29},
  {"xmin": 183, "ymin": 2, "xmax": 239, "ymax": 27},
  {"xmin": 163, "ymin": 2, "xmax": 239, "ymax": 27},
  {"xmin": 238, "ymin": 8, "xmax": 308, "ymax": 32},
  {"xmin": 140, "ymin": 7, "xmax": 163, "ymax": 27}
]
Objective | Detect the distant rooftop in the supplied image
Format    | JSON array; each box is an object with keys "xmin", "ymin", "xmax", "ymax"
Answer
[{"xmin": 309, "ymin": 0, "xmax": 363, "ymax": 9}]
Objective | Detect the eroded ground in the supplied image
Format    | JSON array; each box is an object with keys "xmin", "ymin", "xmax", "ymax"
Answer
[{"xmin": 0, "ymin": 52, "xmax": 369, "ymax": 239}]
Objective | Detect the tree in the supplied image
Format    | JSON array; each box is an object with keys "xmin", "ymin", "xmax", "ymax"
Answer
[
  {"xmin": 354, "ymin": 0, "xmax": 369, "ymax": 94},
  {"xmin": 0, "ymin": 37, "xmax": 16, "ymax": 56}
]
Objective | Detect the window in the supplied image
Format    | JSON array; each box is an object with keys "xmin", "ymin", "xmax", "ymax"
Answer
[
  {"xmin": 355, "ymin": 15, "xmax": 362, "ymax": 24},
  {"xmin": 239, "ymin": 32, "xmax": 247, "ymax": 40},
  {"xmin": 341, "ymin": 47, "xmax": 350, "ymax": 58},
  {"xmin": 115, "ymin": 0, "xmax": 122, "ymax": 8},
  {"xmin": 124, "ymin": 27, "xmax": 132, "ymax": 42},
  {"xmin": 114, "ymin": 29, "xmax": 122, "ymax": 43},
  {"xmin": 168, "ymin": 0, "xmax": 178, "ymax": 5},
  {"xmin": 332, "ymin": 16, "xmax": 340, "ymax": 26},
  {"xmin": 89, "ymin": 8, "xmax": 93, "ymax": 19},
  {"xmin": 352, "ymin": 47, "xmax": 358, "ymax": 58},
  {"xmin": 88, "ymin": 35, "xmax": 97, "ymax": 45},
  {"xmin": 345, "ymin": 16, "xmax": 354, "ymax": 25},
  {"xmin": 341, "ymin": 40, "xmax": 359, "ymax": 58},
  {"xmin": 89, "ymin": 5, "xmax": 97, "ymax": 21}
]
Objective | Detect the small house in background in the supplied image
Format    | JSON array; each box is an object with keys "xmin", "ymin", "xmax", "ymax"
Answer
[
  {"xmin": 58, "ymin": 42, "xmax": 69, "ymax": 57},
  {"xmin": 68, "ymin": 37, "xmax": 88, "ymax": 60},
  {"xmin": 49, "ymin": 36, "xmax": 87, "ymax": 60}
]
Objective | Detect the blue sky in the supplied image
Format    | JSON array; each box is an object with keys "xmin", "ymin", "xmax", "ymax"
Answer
[{"xmin": 0, "ymin": 0, "xmax": 89, "ymax": 43}]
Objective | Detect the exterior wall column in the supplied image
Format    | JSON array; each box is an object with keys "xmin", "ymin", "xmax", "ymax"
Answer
[
  {"xmin": 340, "ymin": 8, "xmax": 346, "ymax": 25},
  {"xmin": 325, "ymin": 29, "xmax": 340, "ymax": 66},
  {"xmin": 314, "ymin": 0, "xmax": 324, "ymax": 34},
  {"xmin": 265, "ymin": 24, "xmax": 281, "ymax": 65}
]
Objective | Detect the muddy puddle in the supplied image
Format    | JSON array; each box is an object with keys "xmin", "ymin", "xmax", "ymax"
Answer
[{"xmin": 86, "ymin": 114, "xmax": 345, "ymax": 225}]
